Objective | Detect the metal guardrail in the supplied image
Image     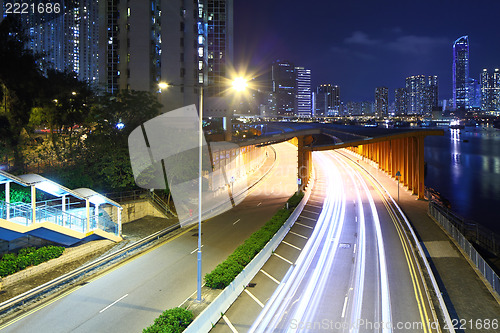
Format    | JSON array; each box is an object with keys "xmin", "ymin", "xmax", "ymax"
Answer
[
  {"xmin": 424, "ymin": 192, "xmax": 500, "ymax": 256},
  {"xmin": 0, "ymin": 222, "xmax": 180, "ymax": 317},
  {"xmin": 429, "ymin": 201, "xmax": 500, "ymax": 299},
  {"xmin": 148, "ymin": 191, "xmax": 177, "ymax": 218}
]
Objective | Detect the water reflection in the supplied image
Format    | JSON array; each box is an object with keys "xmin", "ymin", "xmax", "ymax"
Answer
[{"xmin": 425, "ymin": 126, "xmax": 500, "ymax": 232}]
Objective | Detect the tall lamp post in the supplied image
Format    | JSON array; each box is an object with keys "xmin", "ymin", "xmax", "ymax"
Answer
[{"xmin": 159, "ymin": 77, "xmax": 247, "ymax": 302}]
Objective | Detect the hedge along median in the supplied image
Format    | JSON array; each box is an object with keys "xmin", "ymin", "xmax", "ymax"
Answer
[
  {"xmin": 143, "ymin": 192, "xmax": 304, "ymax": 332},
  {"xmin": 204, "ymin": 192, "xmax": 304, "ymax": 289},
  {"xmin": 0, "ymin": 246, "xmax": 65, "ymax": 278}
]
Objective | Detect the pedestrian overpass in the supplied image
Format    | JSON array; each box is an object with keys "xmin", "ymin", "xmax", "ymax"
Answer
[{"xmin": 0, "ymin": 170, "xmax": 122, "ymax": 246}]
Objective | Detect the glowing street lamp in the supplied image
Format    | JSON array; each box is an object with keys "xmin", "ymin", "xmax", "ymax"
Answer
[
  {"xmin": 158, "ymin": 81, "xmax": 169, "ymax": 90},
  {"xmin": 232, "ymin": 77, "xmax": 248, "ymax": 92},
  {"xmin": 158, "ymin": 75, "xmax": 249, "ymax": 303}
]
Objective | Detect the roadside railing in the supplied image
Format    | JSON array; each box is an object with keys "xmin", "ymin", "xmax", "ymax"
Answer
[{"xmin": 429, "ymin": 201, "xmax": 500, "ymax": 298}]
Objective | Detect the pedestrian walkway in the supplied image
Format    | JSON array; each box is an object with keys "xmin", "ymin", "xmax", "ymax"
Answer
[
  {"xmin": 0, "ymin": 170, "xmax": 122, "ymax": 245},
  {"xmin": 338, "ymin": 149, "xmax": 500, "ymax": 332}
]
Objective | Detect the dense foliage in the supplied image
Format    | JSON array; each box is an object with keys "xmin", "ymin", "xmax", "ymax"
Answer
[
  {"xmin": 0, "ymin": 17, "xmax": 162, "ymax": 193},
  {"xmin": 204, "ymin": 192, "xmax": 304, "ymax": 289},
  {"xmin": 142, "ymin": 308, "xmax": 193, "ymax": 333},
  {"xmin": 0, "ymin": 245, "xmax": 65, "ymax": 277}
]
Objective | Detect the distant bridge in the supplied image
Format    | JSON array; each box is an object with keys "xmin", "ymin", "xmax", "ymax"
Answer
[{"xmin": 236, "ymin": 122, "xmax": 444, "ymax": 199}]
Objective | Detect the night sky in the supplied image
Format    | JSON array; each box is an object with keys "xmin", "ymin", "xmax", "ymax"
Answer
[{"xmin": 234, "ymin": 0, "xmax": 500, "ymax": 103}]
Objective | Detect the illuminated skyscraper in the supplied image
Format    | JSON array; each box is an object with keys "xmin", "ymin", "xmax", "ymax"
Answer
[
  {"xmin": 295, "ymin": 67, "xmax": 312, "ymax": 117},
  {"xmin": 315, "ymin": 84, "xmax": 340, "ymax": 116},
  {"xmin": 11, "ymin": 1, "xmax": 99, "ymax": 84},
  {"xmin": 394, "ymin": 87, "xmax": 407, "ymax": 115},
  {"xmin": 406, "ymin": 75, "xmax": 438, "ymax": 115},
  {"xmin": 481, "ymin": 68, "xmax": 500, "ymax": 113},
  {"xmin": 374, "ymin": 86, "xmax": 388, "ymax": 117},
  {"xmin": 271, "ymin": 60, "xmax": 295, "ymax": 115},
  {"xmin": 453, "ymin": 36, "xmax": 470, "ymax": 110}
]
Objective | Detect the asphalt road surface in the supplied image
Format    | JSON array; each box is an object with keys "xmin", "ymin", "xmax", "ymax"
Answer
[
  {"xmin": 0, "ymin": 142, "xmax": 298, "ymax": 333},
  {"xmin": 215, "ymin": 150, "xmax": 438, "ymax": 333}
]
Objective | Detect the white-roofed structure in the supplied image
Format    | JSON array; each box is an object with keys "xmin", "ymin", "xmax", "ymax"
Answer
[{"xmin": 0, "ymin": 170, "xmax": 122, "ymax": 245}]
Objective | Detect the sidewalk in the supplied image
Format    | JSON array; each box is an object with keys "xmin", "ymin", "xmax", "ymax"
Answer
[{"xmin": 338, "ymin": 149, "xmax": 500, "ymax": 332}]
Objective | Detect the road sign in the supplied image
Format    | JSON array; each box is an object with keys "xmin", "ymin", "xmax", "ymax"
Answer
[
  {"xmin": 396, "ymin": 171, "xmax": 401, "ymax": 177},
  {"xmin": 297, "ymin": 178, "xmax": 302, "ymax": 185}
]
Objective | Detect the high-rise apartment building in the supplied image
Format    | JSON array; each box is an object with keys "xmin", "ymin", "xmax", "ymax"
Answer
[
  {"xmin": 11, "ymin": 1, "xmax": 233, "ymax": 113},
  {"xmin": 99, "ymin": 0, "xmax": 209, "ymax": 111},
  {"xmin": 480, "ymin": 68, "xmax": 500, "ymax": 113},
  {"xmin": 405, "ymin": 75, "xmax": 438, "ymax": 115},
  {"xmin": 6, "ymin": 1, "xmax": 99, "ymax": 84},
  {"xmin": 206, "ymin": 0, "xmax": 234, "ymax": 97},
  {"xmin": 295, "ymin": 67, "xmax": 312, "ymax": 117},
  {"xmin": 453, "ymin": 36, "xmax": 470, "ymax": 110},
  {"xmin": 271, "ymin": 60, "xmax": 295, "ymax": 116},
  {"xmin": 374, "ymin": 86, "xmax": 388, "ymax": 117},
  {"xmin": 425, "ymin": 75, "xmax": 439, "ymax": 113},
  {"xmin": 468, "ymin": 78, "xmax": 482, "ymax": 108},
  {"xmin": 394, "ymin": 87, "xmax": 407, "ymax": 115},
  {"xmin": 315, "ymin": 84, "xmax": 340, "ymax": 116}
]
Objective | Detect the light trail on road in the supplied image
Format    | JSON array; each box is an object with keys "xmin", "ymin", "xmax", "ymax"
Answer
[{"xmin": 249, "ymin": 150, "xmax": 435, "ymax": 333}]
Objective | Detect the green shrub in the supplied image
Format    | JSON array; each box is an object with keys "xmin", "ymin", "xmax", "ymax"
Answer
[
  {"xmin": 0, "ymin": 245, "xmax": 65, "ymax": 278},
  {"xmin": 204, "ymin": 193, "xmax": 303, "ymax": 289},
  {"xmin": 143, "ymin": 307, "xmax": 193, "ymax": 333}
]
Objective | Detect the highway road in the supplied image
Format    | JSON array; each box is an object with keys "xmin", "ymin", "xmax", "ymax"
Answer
[
  {"xmin": 246, "ymin": 150, "xmax": 439, "ymax": 333},
  {"xmin": 0, "ymin": 143, "xmax": 299, "ymax": 333}
]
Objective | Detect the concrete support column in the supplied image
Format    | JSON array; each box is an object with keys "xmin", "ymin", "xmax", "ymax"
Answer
[
  {"xmin": 412, "ymin": 137, "xmax": 418, "ymax": 195},
  {"xmin": 398, "ymin": 139, "xmax": 404, "ymax": 183},
  {"xmin": 297, "ymin": 136, "xmax": 311, "ymax": 192},
  {"xmin": 403, "ymin": 137, "xmax": 408, "ymax": 186},
  {"xmin": 86, "ymin": 199, "xmax": 90, "ymax": 233},
  {"xmin": 417, "ymin": 136, "xmax": 425, "ymax": 199},
  {"xmin": 118, "ymin": 207, "xmax": 122, "ymax": 236},
  {"xmin": 408, "ymin": 137, "xmax": 414, "ymax": 191},
  {"xmin": 386, "ymin": 141, "xmax": 390, "ymax": 173},
  {"xmin": 5, "ymin": 182, "xmax": 10, "ymax": 220},
  {"xmin": 62, "ymin": 195, "xmax": 66, "ymax": 226},
  {"xmin": 95, "ymin": 204, "xmax": 100, "ymax": 228},
  {"xmin": 381, "ymin": 142, "xmax": 385, "ymax": 171},
  {"xmin": 391, "ymin": 140, "xmax": 396, "ymax": 178},
  {"xmin": 31, "ymin": 185, "xmax": 36, "ymax": 225}
]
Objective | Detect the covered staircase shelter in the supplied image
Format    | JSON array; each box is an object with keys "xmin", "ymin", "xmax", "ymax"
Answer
[{"xmin": 0, "ymin": 170, "xmax": 122, "ymax": 246}]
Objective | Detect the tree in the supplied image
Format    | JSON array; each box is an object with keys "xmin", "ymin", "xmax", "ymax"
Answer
[
  {"xmin": 30, "ymin": 69, "xmax": 94, "ymax": 159},
  {"xmin": 0, "ymin": 15, "xmax": 43, "ymax": 170}
]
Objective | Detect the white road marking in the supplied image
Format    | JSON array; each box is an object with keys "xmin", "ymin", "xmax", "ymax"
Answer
[
  {"xmin": 300, "ymin": 216, "xmax": 316, "ymax": 221},
  {"xmin": 341, "ymin": 296, "xmax": 349, "ymax": 318},
  {"xmin": 295, "ymin": 222, "xmax": 314, "ymax": 229},
  {"xmin": 100, "ymin": 294, "xmax": 128, "ymax": 313},
  {"xmin": 233, "ymin": 218, "xmax": 241, "ymax": 225},
  {"xmin": 245, "ymin": 289, "xmax": 265, "ymax": 308},
  {"xmin": 273, "ymin": 253, "xmax": 294, "ymax": 265},
  {"xmin": 289, "ymin": 231, "xmax": 308, "ymax": 239},
  {"xmin": 260, "ymin": 269, "xmax": 280, "ymax": 284},
  {"xmin": 306, "ymin": 204, "xmax": 323, "ymax": 209},
  {"xmin": 223, "ymin": 315, "xmax": 239, "ymax": 333},
  {"xmin": 302, "ymin": 209, "xmax": 319, "ymax": 215},
  {"xmin": 353, "ymin": 243, "xmax": 357, "ymax": 254},
  {"xmin": 282, "ymin": 241, "xmax": 302, "ymax": 251},
  {"xmin": 190, "ymin": 244, "xmax": 204, "ymax": 254},
  {"xmin": 257, "ymin": 202, "xmax": 262, "ymax": 206}
]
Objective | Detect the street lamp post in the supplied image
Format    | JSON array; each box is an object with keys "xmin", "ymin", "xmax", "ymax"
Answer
[
  {"xmin": 197, "ymin": 85, "xmax": 203, "ymax": 302},
  {"xmin": 159, "ymin": 77, "xmax": 247, "ymax": 303}
]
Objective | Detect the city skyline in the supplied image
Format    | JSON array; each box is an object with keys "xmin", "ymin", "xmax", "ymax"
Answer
[{"xmin": 234, "ymin": 0, "xmax": 500, "ymax": 102}]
